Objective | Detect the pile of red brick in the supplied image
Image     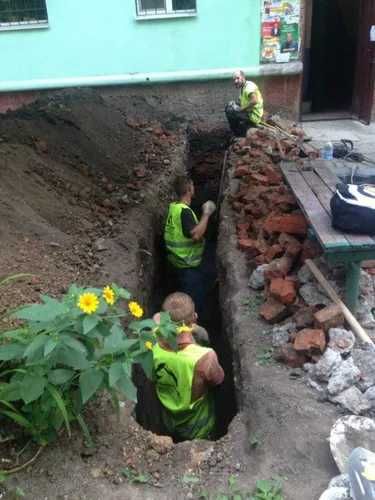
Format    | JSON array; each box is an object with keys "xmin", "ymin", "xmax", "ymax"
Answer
[{"xmin": 230, "ymin": 126, "xmax": 344, "ymax": 368}]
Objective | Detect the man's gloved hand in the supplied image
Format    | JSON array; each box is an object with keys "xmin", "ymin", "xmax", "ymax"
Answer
[{"xmin": 202, "ymin": 200, "xmax": 216, "ymax": 216}]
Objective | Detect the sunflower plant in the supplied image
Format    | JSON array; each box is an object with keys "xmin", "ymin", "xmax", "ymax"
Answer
[{"xmin": 0, "ymin": 283, "xmax": 178, "ymax": 445}]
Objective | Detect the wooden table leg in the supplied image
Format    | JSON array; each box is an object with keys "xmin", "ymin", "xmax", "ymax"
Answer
[{"xmin": 345, "ymin": 261, "xmax": 361, "ymax": 313}]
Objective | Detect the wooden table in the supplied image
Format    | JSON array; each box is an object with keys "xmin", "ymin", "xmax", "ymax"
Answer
[{"xmin": 281, "ymin": 159, "xmax": 375, "ymax": 313}]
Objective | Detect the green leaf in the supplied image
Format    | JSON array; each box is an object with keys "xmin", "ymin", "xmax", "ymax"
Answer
[
  {"xmin": 46, "ymin": 384, "xmax": 71, "ymax": 437},
  {"xmin": 108, "ymin": 362, "xmax": 124, "ymax": 388},
  {"xmin": 57, "ymin": 347, "xmax": 90, "ymax": 370},
  {"xmin": 0, "ymin": 343, "xmax": 25, "ymax": 361},
  {"xmin": 0, "ymin": 409, "xmax": 32, "ymax": 429},
  {"xmin": 20, "ymin": 374, "xmax": 47, "ymax": 404},
  {"xmin": 75, "ymin": 413, "xmax": 94, "ymax": 448},
  {"xmin": 44, "ymin": 338, "xmax": 58, "ymax": 356},
  {"xmin": 0, "ymin": 382, "xmax": 21, "ymax": 402},
  {"xmin": 129, "ymin": 319, "xmax": 155, "ymax": 333},
  {"xmin": 48, "ymin": 369, "xmax": 74, "ymax": 385},
  {"xmin": 135, "ymin": 351, "xmax": 154, "ymax": 379},
  {"xmin": 102, "ymin": 325, "xmax": 125, "ymax": 354},
  {"xmin": 61, "ymin": 335, "xmax": 87, "ymax": 354},
  {"xmin": 79, "ymin": 369, "xmax": 104, "ymax": 404},
  {"xmin": 14, "ymin": 299, "xmax": 67, "ymax": 322},
  {"xmin": 82, "ymin": 315, "xmax": 99, "ymax": 335},
  {"xmin": 112, "ymin": 284, "xmax": 131, "ymax": 300},
  {"xmin": 23, "ymin": 334, "xmax": 48, "ymax": 361},
  {"xmin": 116, "ymin": 374, "xmax": 137, "ymax": 402}
]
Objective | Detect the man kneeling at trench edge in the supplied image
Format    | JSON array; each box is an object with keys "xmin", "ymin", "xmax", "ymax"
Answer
[{"xmin": 153, "ymin": 292, "xmax": 224, "ymax": 441}]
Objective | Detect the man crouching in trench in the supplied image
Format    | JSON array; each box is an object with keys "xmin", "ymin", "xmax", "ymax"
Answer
[{"xmin": 152, "ymin": 292, "xmax": 224, "ymax": 441}]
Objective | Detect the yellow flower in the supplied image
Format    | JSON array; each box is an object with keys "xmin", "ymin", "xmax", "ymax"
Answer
[
  {"xmin": 77, "ymin": 292, "xmax": 99, "ymax": 315},
  {"xmin": 177, "ymin": 323, "xmax": 192, "ymax": 335},
  {"xmin": 102, "ymin": 286, "xmax": 115, "ymax": 306},
  {"xmin": 128, "ymin": 301, "xmax": 143, "ymax": 318},
  {"xmin": 145, "ymin": 341, "xmax": 153, "ymax": 351}
]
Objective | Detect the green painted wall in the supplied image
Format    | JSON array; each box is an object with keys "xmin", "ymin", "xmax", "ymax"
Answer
[{"xmin": 0, "ymin": 0, "xmax": 261, "ymax": 88}]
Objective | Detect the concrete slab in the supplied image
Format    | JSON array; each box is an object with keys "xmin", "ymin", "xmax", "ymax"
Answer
[{"xmin": 301, "ymin": 120, "xmax": 375, "ymax": 163}]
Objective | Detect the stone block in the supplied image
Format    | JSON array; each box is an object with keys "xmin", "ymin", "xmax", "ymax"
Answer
[
  {"xmin": 260, "ymin": 297, "xmax": 289, "ymax": 324},
  {"xmin": 264, "ymin": 213, "xmax": 308, "ymax": 236},
  {"xmin": 327, "ymin": 358, "xmax": 361, "ymax": 396},
  {"xmin": 330, "ymin": 386, "xmax": 371, "ymax": 415},
  {"xmin": 264, "ymin": 255, "xmax": 294, "ymax": 280},
  {"xmin": 328, "ymin": 328, "xmax": 355, "ymax": 355},
  {"xmin": 314, "ymin": 305, "xmax": 345, "ymax": 332},
  {"xmin": 274, "ymin": 343, "xmax": 308, "ymax": 368},
  {"xmin": 293, "ymin": 328, "xmax": 326, "ymax": 353},
  {"xmin": 270, "ymin": 277, "xmax": 297, "ymax": 305},
  {"xmin": 312, "ymin": 348, "xmax": 342, "ymax": 382}
]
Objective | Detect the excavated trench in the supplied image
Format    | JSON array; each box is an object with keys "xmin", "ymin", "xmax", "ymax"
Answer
[{"xmin": 135, "ymin": 128, "xmax": 238, "ymax": 440}]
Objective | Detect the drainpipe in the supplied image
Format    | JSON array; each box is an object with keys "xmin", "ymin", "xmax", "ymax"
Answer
[{"xmin": 0, "ymin": 63, "xmax": 303, "ymax": 93}]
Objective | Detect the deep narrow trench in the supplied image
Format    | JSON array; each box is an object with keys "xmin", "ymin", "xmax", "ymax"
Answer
[{"xmin": 135, "ymin": 128, "xmax": 237, "ymax": 440}]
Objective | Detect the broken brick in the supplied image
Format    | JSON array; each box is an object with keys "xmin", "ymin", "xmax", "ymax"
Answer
[
  {"xmin": 279, "ymin": 233, "xmax": 302, "ymax": 258},
  {"xmin": 293, "ymin": 306, "xmax": 318, "ymax": 328},
  {"xmin": 260, "ymin": 297, "xmax": 289, "ymax": 323},
  {"xmin": 293, "ymin": 328, "xmax": 326, "ymax": 353},
  {"xmin": 274, "ymin": 344, "xmax": 308, "ymax": 368},
  {"xmin": 264, "ymin": 213, "xmax": 308, "ymax": 236},
  {"xmin": 300, "ymin": 239, "xmax": 322, "ymax": 262},
  {"xmin": 264, "ymin": 255, "xmax": 294, "ymax": 280},
  {"xmin": 260, "ymin": 165, "xmax": 283, "ymax": 185},
  {"xmin": 270, "ymin": 278, "xmax": 297, "ymax": 305},
  {"xmin": 313, "ymin": 304, "xmax": 344, "ymax": 332},
  {"xmin": 249, "ymin": 173, "xmax": 269, "ymax": 185},
  {"xmin": 234, "ymin": 165, "xmax": 251, "ymax": 178},
  {"xmin": 238, "ymin": 238, "xmax": 260, "ymax": 257},
  {"xmin": 264, "ymin": 244, "xmax": 284, "ymax": 263},
  {"xmin": 232, "ymin": 201, "xmax": 244, "ymax": 213}
]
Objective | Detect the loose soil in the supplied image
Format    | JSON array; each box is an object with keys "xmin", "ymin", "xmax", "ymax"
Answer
[{"xmin": 0, "ymin": 90, "xmax": 340, "ymax": 500}]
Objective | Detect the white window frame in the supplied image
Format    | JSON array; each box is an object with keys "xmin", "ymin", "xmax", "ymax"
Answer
[
  {"xmin": 136, "ymin": 0, "xmax": 197, "ymax": 20},
  {"xmin": 0, "ymin": 0, "xmax": 49, "ymax": 32}
]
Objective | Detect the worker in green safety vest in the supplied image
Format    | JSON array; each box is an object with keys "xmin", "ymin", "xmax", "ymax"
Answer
[
  {"xmin": 225, "ymin": 69, "xmax": 264, "ymax": 137},
  {"xmin": 164, "ymin": 175, "xmax": 216, "ymax": 319},
  {"xmin": 153, "ymin": 292, "xmax": 224, "ymax": 441}
]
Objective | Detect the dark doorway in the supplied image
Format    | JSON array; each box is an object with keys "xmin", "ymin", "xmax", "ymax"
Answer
[
  {"xmin": 303, "ymin": 0, "xmax": 360, "ymax": 117},
  {"xmin": 353, "ymin": 0, "xmax": 375, "ymax": 123}
]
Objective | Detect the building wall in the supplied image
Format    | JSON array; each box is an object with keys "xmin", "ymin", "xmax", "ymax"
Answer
[
  {"xmin": 0, "ymin": 0, "xmax": 261, "ymax": 89},
  {"xmin": 0, "ymin": 75, "xmax": 302, "ymax": 123}
]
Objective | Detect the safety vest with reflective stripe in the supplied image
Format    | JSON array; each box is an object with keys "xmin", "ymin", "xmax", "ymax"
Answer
[
  {"xmin": 164, "ymin": 202, "xmax": 204, "ymax": 269},
  {"xmin": 240, "ymin": 81, "xmax": 264, "ymax": 125},
  {"xmin": 153, "ymin": 342, "xmax": 215, "ymax": 440}
]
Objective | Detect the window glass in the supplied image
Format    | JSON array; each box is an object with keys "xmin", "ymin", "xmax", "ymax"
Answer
[
  {"xmin": 139, "ymin": 0, "xmax": 165, "ymax": 11},
  {"xmin": 0, "ymin": 0, "xmax": 48, "ymax": 24},
  {"xmin": 172, "ymin": 0, "xmax": 196, "ymax": 10}
]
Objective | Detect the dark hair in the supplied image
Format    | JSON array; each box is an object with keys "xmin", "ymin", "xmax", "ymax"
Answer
[{"xmin": 174, "ymin": 175, "xmax": 192, "ymax": 198}]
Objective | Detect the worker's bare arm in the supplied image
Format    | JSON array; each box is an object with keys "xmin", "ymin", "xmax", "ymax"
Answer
[{"xmin": 190, "ymin": 214, "xmax": 210, "ymax": 241}]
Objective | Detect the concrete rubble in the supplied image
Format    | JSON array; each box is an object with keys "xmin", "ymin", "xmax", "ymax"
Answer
[{"xmin": 320, "ymin": 416, "xmax": 375, "ymax": 499}]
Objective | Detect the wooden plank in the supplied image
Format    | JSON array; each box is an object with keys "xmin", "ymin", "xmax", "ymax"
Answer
[
  {"xmin": 313, "ymin": 164, "xmax": 375, "ymax": 248},
  {"xmin": 281, "ymin": 163, "xmax": 350, "ymax": 251},
  {"xmin": 301, "ymin": 170, "xmax": 375, "ymax": 249},
  {"xmin": 314, "ymin": 164, "xmax": 340, "ymax": 192}
]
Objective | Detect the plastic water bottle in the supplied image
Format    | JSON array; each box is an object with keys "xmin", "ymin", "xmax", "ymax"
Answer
[{"xmin": 321, "ymin": 141, "xmax": 333, "ymax": 160}]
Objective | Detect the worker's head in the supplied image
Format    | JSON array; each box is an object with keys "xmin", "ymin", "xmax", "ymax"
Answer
[
  {"xmin": 162, "ymin": 292, "xmax": 197, "ymax": 327},
  {"xmin": 286, "ymin": 32, "xmax": 293, "ymax": 42},
  {"xmin": 174, "ymin": 175, "xmax": 194, "ymax": 200},
  {"xmin": 233, "ymin": 70, "xmax": 246, "ymax": 89}
]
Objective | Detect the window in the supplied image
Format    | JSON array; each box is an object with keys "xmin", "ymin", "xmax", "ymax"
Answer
[
  {"xmin": 0, "ymin": 0, "xmax": 48, "ymax": 30},
  {"xmin": 136, "ymin": 0, "xmax": 196, "ymax": 18}
]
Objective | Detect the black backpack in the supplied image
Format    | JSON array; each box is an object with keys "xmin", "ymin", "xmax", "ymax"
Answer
[{"xmin": 330, "ymin": 183, "xmax": 375, "ymax": 234}]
